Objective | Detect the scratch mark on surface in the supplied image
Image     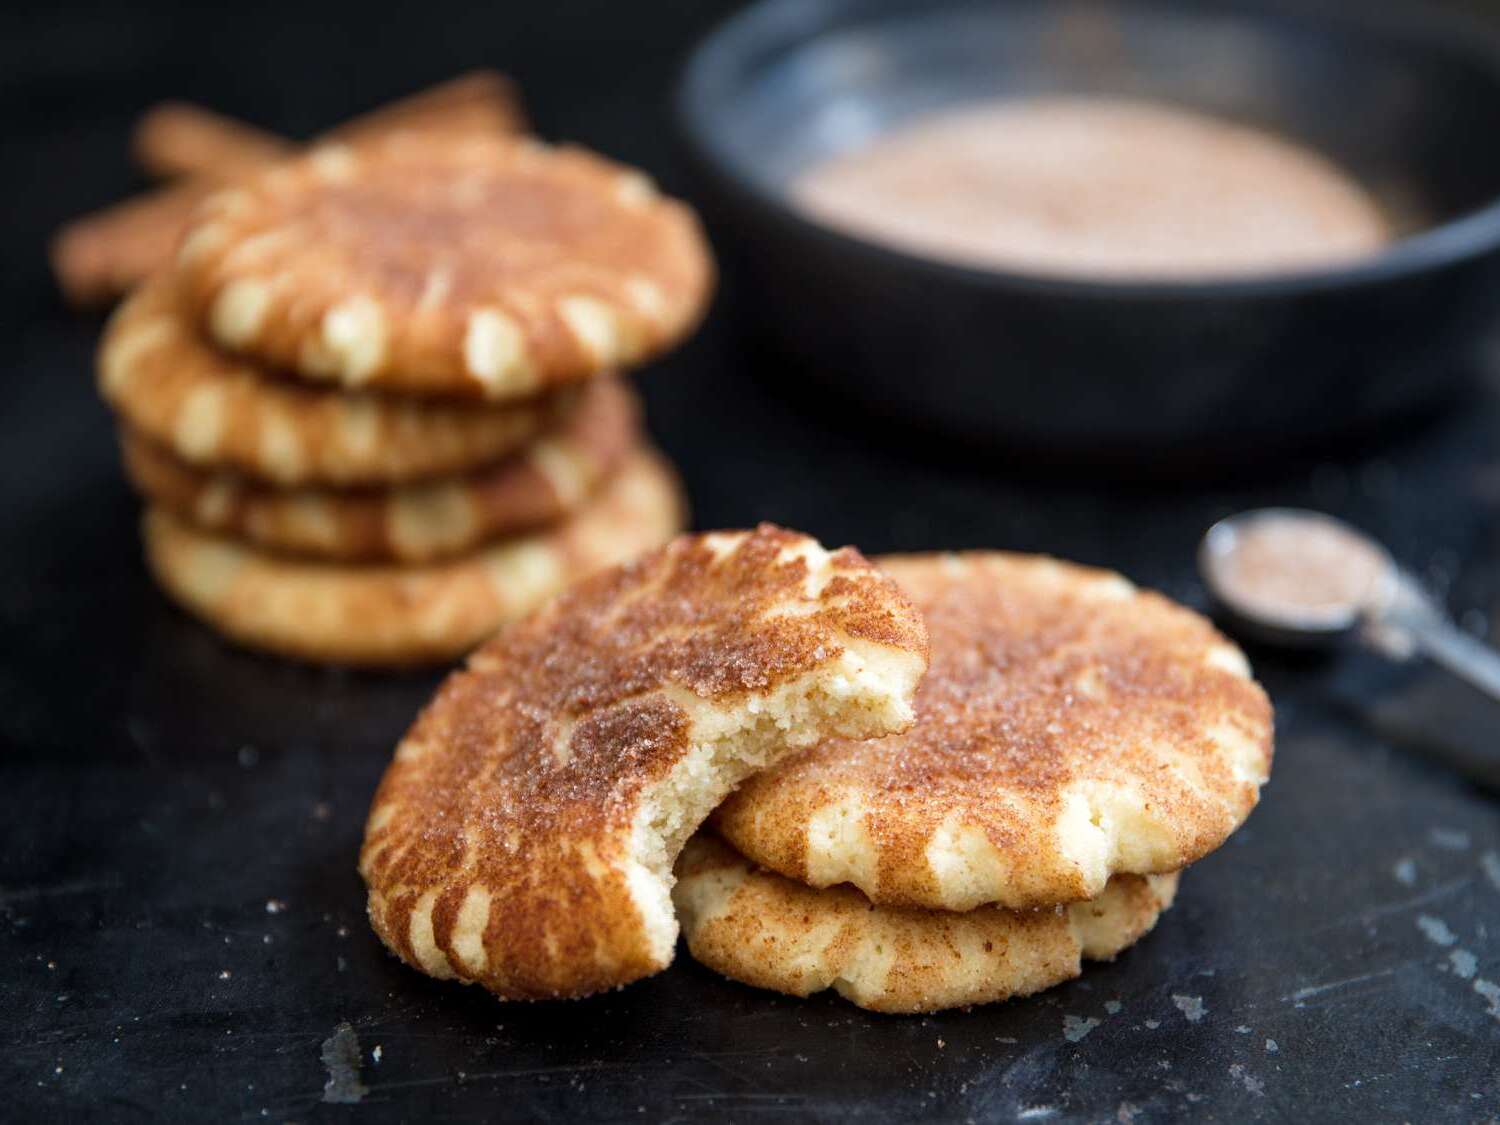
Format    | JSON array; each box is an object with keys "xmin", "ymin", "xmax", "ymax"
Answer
[
  {"xmin": 1281, "ymin": 967, "xmax": 1400, "ymax": 1003},
  {"xmin": 1314, "ymin": 876, "xmax": 1471, "ymax": 934},
  {"xmin": 0, "ymin": 878, "xmax": 123, "ymax": 905},
  {"xmin": 1385, "ymin": 884, "xmax": 1471, "ymax": 922},
  {"xmin": 365, "ymin": 1060, "xmax": 636, "ymax": 1094},
  {"xmin": 1429, "ymin": 827, "xmax": 1470, "ymax": 851}
]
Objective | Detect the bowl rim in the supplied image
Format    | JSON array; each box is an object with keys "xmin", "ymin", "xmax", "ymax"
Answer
[{"xmin": 677, "ymin": 0, "xmax": 1500, "ymax": 300}]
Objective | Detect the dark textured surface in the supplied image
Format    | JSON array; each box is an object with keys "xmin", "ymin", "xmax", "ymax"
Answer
[{"xmin": 4, "ymin": 1, "xmax": 1499, "ymax": 1120}]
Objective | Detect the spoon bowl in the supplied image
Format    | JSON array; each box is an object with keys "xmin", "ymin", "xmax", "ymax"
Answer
[{"xmin": 1198, "ymin": 507, "xmax": 1397, "ymax": 647}]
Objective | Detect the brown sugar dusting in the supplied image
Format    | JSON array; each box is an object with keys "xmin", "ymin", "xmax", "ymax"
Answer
[
  {"xmin": 359, "ymin": 525, "xmax": 928, "ymax": 999},
  {"xmin": 715, "ymin": 552, "xmax": 1273, "ymax": 910}
]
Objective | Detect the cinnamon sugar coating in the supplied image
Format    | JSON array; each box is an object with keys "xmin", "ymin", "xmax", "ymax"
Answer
[
  {"xmin": 99, "ymin": 274, "xmax": 560, "ymax": 485},
  {"xmin": 359, "ymin": 526, "xmax": 929, "ymax": 999},
  {"xmin": 716, "ymin": 552, "xmax": 1273, "ymax": 910},
  {"xmin": 675, "ymin": 833, "xmax": 1177, "ymax": 1014},
  {"xmin": 121, "ymin": 375, "xmax": 639, "ymax": 562},
  {"xmin": 142, "ymin": 448, "xmax": 684, "ymax": 665},
  {"xmin": 176, "ymin": 132, "xmax": 714, "ymax": 399}
]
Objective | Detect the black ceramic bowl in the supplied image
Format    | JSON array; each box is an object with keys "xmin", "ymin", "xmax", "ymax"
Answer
[{"xmin": 679, "ymin": 0, "xmax": 1500, "ymax": 465}]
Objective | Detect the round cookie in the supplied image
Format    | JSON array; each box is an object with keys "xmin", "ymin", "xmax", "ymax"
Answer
[
  {"xmin": 359, "ymin": 524, "xmax": 930, "ymax": 1000},
  {"xmin": 674, "ymin": 834, "xmax": 1178, "ymax": 1014},
  {"xmin": 715, "ymin": 552, "xmax": 1273, "ymax": 911},
  {"xmin": 100, "ymin": 275, "xmax": 561, "ymax": 485},
  {"xmin": 142, "ymin": 449, "xmax": 685, "ymax": 666},
  {"xmin": 176, "ymin": 132, "xmax": 714, "ymax": 399},
  {"xmin": 120, "ymin": 376, "xmax": 639, "ymax": 562}
]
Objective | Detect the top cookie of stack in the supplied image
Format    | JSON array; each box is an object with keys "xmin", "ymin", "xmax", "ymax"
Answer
[
  {"xmin": 93, "ymin": 91, "xmax": 715, "ymax": 665},
  {"xmin": 174, "ymin": 131, "xmax": 713, "ymax": 400}
]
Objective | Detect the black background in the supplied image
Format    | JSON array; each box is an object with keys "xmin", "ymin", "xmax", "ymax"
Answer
[{"xmin": 4, "ymin": 1, "xmax": 1499, "ymax": 1120}]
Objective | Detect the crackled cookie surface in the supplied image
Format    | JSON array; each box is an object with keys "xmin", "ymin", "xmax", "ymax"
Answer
[
  {"xmin": 176, "ymin": 132, "xmax": 713, "ymax": 399},
  {"xmin": 359, "ymin": 525, "xmax": 928, "ymax": 999},
  {"xmin": 716, "ymin": 552, "xmax": 1272, "ymax": 911}
]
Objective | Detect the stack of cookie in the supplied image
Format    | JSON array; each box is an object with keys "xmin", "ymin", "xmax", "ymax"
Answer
[
  {"xmin": 97, "ymin": 130, "xmax": 714, "ymax": 664},
  {"xmin": 358, "ymin": 529, "xmax": 1274, "ymax": 1013},
  {"xmin": 674, "ymin": 552, "xmax": 1273, "ymax": 1012}
]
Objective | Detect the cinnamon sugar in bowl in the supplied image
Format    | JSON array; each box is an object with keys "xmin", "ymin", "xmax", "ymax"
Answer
[{"xmin": 681, "ymin": 0, "xmax": 1500, "ymax": 465}]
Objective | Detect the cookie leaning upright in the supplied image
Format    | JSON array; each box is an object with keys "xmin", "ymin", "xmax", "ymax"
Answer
[
  {"xmin": 175, "ymin": 132, "xmax": 715, "ymax": 399},
  {"xmin": 359, "ymin": 526, "xmax": 929, "ymax": 1000},
  {"xmin": 715, "ymin": 551, "xmax": 1274, "ymax": 912}
]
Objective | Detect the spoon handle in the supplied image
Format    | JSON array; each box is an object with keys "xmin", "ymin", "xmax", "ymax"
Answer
[
  {"xmin": 1365, "ymin": 573, "xmax": 1500, "ymax": 701},
  {"xmin": 1401, "ymin": 614, "xmax": 1500, "ymax": 703}
]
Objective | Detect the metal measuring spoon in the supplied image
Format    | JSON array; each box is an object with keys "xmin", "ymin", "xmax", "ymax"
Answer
[{"xmin": 1199, "ymin": 507, "xmax": 1500, "ymax": 702}]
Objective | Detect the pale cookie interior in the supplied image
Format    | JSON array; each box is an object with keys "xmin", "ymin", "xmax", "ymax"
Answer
[{"xmin": 625, "ymin": 622, "xmax": 927, "ymax": 967}]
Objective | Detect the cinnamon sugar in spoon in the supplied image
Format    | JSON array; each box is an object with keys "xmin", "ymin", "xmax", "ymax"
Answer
[{"xmin": 1200, "ymin": 508, "xmax": 1500, "ymax": 702}]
